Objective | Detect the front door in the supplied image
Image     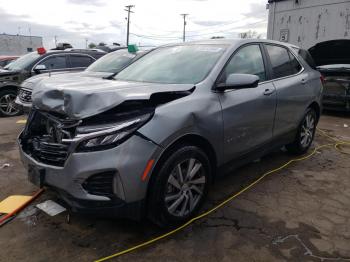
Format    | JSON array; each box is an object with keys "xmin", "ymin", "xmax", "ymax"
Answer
[{"xmin": 217, "ymin": 44, "xmax": 276, "ymax": 162}]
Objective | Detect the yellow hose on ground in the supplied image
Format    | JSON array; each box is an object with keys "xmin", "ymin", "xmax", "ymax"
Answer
[{"xmin": 95, "ymin": 128, "xmax": 350, "ymax": 262}]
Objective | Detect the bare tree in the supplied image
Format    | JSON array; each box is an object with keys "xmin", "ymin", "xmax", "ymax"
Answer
[
  {"xmin": 88, "ymin": 42, "xmax": 97, "ymax": 49},
  {"xmin": 239, "ymin": 30, "xmax": 261, "ymax": 39}
]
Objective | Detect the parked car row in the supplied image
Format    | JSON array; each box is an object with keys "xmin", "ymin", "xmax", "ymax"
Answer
[
  {"xmin": 18, "ymin": 39, "xmax": 323, "ymax": 226},
  {"xmin": 0, "ymin": 47, "xmax": 106, "ymax": 117},
  {"xmin": 15, "ymin": 48, "xmax": 145, "ymax": 112},
  {"xmin": 0, "ymin": 56, "xmax": 18, "ymax": 68}
]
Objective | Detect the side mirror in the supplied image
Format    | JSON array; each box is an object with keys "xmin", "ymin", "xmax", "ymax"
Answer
[
  {"xmin": 216, "ymin": 73, "xmax": 260, "ymax": 91},
  {"xmin": 33, "ymin": 64, "xmax": 47, "ymax": 73}
]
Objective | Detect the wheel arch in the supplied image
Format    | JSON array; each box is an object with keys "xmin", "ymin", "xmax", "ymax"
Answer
[
  {"xmin": 308, "ymin": 101, "xmax": 321, "ymax": 123},
  {"xmin": 0, "ymin": 85, "xmax": 19, "ymax": 92},
  {"xmin": 144, "ymin": 133, "xmax": 218, "ymax": 214}
]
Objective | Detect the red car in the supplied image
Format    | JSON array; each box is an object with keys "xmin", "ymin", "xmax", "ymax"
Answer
[{"xmin": 0, "ymin": 56, "xmax": 18, "ymax": 68}]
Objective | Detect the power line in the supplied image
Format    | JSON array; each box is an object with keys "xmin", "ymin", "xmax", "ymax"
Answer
[
  {"xmin": 131, "ymin": 18, "xmax": 266, "ymax": 41},
  {"xmin": 130, "ymin": 19, "xmax": 266, "ymax": 42},
  {"xmin": 186, "ymin": 19, "xmax": 267, "ymax": 37},
  {"xmin": 130, "ymin": 32, "xmax": 181, "ymax": 40},
  {"xmin": 124, "ymin": 5, "xmax": 135, "ymax": 46}
]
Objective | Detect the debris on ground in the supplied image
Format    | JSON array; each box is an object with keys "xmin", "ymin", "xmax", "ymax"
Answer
[
  {"xmin": 0, "ymin": 163, "xmax": 10, "ymax": 169},
  {"xmin": 0, "ymin": 195, "xmax": 32, "ymax": 214},
  {"xmin": 36, "ymin": 200, "xmax": 66, "ymax": 216}
]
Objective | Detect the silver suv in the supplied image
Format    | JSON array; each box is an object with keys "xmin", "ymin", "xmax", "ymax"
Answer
[{"xmin": 18, "ymin": 39, "xmax": 323, "ymax": 226}]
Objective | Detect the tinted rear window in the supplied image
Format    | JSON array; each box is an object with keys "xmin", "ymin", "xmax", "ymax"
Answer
[{"xmin": 70, "ymin": 55, "xmax": 94, "ymax": 68}]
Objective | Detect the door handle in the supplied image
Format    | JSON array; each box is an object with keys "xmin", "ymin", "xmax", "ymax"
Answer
[{"xmin": 263, "ymin": 88, "xmax": 275, "ymax": 96}]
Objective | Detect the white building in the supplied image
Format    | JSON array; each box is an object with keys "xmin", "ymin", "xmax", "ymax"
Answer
[
  {"xmin": 267, "ymin": 0, "xmax": 350, "ymax": 49},
  {"xmin": 0, "ymin": 34, "xmax": 43, "ymax": 56}
]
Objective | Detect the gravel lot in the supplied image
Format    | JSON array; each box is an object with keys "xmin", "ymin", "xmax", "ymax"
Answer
[{"xmin": 0, "ymin": 113, "xmax": 349, "ymax": 262}]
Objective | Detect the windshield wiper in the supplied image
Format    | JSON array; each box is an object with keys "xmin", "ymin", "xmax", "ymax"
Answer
[{"xmin": 103, "ymin": 71, "xmax": 119, "ymax": 80}]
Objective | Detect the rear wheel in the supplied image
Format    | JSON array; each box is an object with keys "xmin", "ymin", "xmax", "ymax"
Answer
[
  {"xmin": 0, "ymin": 89, "xmax": 22, "ymax": 117},
  {"xmin": 148, "ymin": 145, "xmax": 211, "ymax": 227},
  {"xmin": 286, "ymin": 108, "xmax": 317, "ymax": 155}
]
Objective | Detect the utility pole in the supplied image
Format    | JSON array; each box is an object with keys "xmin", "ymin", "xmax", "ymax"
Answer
[
  {"xmin": 54, "ymin": 35, "xmax": 58, "ymax": 47},
  {"xmin": 85, "ymin": 38, "xmax": 88, "ymax": 49},
  {"xmin": 180, "ymin": 14, "xmax": 188, "ymax": 42},
  {"xmin": 124, "ymin": 5, "xmax": 135, "ymax": 46}
]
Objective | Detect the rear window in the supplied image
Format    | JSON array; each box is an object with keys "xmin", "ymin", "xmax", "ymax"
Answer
[{"xmin": 70, "ymin": 55, "xmax": 94, "ymax": 68}]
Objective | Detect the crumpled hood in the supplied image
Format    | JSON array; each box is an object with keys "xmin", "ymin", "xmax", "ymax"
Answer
[
  {"xmin": 26, "ymin": 71, "xmax": 112, "ymax": 83},
  {"xmin": 0, "ymin": 69, "xmax": 20, "ymax": 78},
  {"xmin": 32, "ymin": 76, "xmax": 194, "ymax": 119}
]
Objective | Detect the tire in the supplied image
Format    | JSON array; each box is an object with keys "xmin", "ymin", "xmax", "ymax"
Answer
[
  {"xmin": 0, "ymin": 89, "xmax": 22, "ymax": 117},
  {"xmin": 286, "ymin": 108, "xmax": 317, "ymax": 155},
  {"xmin": 148, "ymin": 144, "xmax": 211, "ymax": 227}
]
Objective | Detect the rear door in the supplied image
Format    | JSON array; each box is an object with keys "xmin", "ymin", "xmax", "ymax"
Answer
[
  {"xmin": 263, "ymin": 44, "xmax": 311, "ymax": 138},
  {"xmin": 217, "ymin": 44, "xmax": 277, "ymax": 161}
]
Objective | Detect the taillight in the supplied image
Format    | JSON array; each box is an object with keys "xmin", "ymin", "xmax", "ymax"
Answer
[{"xmin": 320, "ymin": 75, "xmax": 326, "ymax": 85}]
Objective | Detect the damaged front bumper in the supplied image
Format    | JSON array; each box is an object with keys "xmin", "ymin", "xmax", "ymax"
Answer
[
  {"xmin": 323, "ymin": 94, "xmax": 350, "ymax": 111},
  {"xmin": 18, "ymin": 112, "xmax": 161, "ymax": 220}
]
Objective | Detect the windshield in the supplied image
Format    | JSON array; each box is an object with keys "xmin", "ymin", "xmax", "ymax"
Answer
[
  {"xmin": 86, "ymin": 50, "xmax": 137, "ymax": 73},
  {"xmin": 116, "ymin": 45, "xmax": 227, "ymax": 84},
  {"xmin": 4, "ymin": 52, "xmax": 40, "ymax": 71}
]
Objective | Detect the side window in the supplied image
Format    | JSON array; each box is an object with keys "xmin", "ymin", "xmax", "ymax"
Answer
[
  {"xmin": 265, "ymin": 45, "xmax": 302, "ymax": 79},
  {"xmin": 70, "ymin": 55, "xmax": 94, "ymax": 68},
  {"xmin": 219, "ymin": 45, "xmax": 266, "ymax": 84},
  {"xmin": 40, "ymin": 55, "xmax": 67, "ymax": 70},
  {"xmin": 298, "ymin": 49, "xmax": 316, "ymax": 69},
  {"xmin": 289, "ymin": 52, "xmax": 302, "ymax": 74}
]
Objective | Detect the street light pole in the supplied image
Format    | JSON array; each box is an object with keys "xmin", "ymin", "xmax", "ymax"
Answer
[{"xmin": 180, "ymin": 14, "xmax": 188, "ymax": 42}]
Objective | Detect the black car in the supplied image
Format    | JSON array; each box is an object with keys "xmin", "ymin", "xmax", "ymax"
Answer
[
  {"xmin": 0, "ymin": 48, "xmax": 105, "ymax": 117},
  {"xmin": 309, "ymin": 40, "xmax": 350, "ymax": 112},
  {"xmin": 16, "ymin": 48, "xmax": 146, "ymax": 111}
]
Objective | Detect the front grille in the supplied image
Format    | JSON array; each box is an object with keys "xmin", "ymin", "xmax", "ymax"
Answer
[
  {"xmin": 18, "ymin": 88, "xmax": 32, "ymax": 103},
  {"xmin": 20, "ymin": 110, "xmax": 77, "ymax": 167},
  {"xmin": 31, "ymin": 137, "xmax": 69, "ymax": 166},
  {"xmin": 82, "ymin": 172, "xmax": 115, "ymax": 197}
]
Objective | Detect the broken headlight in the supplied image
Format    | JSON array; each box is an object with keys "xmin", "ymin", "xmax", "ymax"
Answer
[{"xmin": 75, "ymin": 113, "xmax": 151, "ymax": 152}]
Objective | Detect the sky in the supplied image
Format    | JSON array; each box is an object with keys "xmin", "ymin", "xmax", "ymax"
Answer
[{"xmin": 0, "ymin": 0, "xmax": 268, "ymax": 49}]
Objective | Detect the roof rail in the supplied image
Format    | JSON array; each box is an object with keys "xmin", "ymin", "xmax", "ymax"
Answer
[{"xmin": 64, "ymin": 48, "xmax": 106, "ymax": 53}]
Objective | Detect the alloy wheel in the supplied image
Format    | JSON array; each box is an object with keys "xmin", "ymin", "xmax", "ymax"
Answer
[
  {"xmin": 300, "ymin": 112, "xmax": 315, "ymax": 148},
  {"xmin": 0, "ymin": 93, "xmax": 20, "ymax": 116},
  {"xmin": 165, "ymin": 158, "xmax": 206, "ymax": 217}
]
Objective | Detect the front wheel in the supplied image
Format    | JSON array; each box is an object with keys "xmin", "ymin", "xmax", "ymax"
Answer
[
  {"xmin": 286, "ymin": 108, "xmax": 317, "ymax": 155},
  {"xmin": 0, "ymin": 89, "xmax": 22, "ymax": 117},
  {"xmin": 148, "ymin": 145, "xmax": 211, "ymax": 227}
]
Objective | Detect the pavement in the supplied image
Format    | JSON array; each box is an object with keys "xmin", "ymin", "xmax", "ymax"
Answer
[{"xmin": 0, "ymin": 112, "xmax": 349, "ymax": 262}]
